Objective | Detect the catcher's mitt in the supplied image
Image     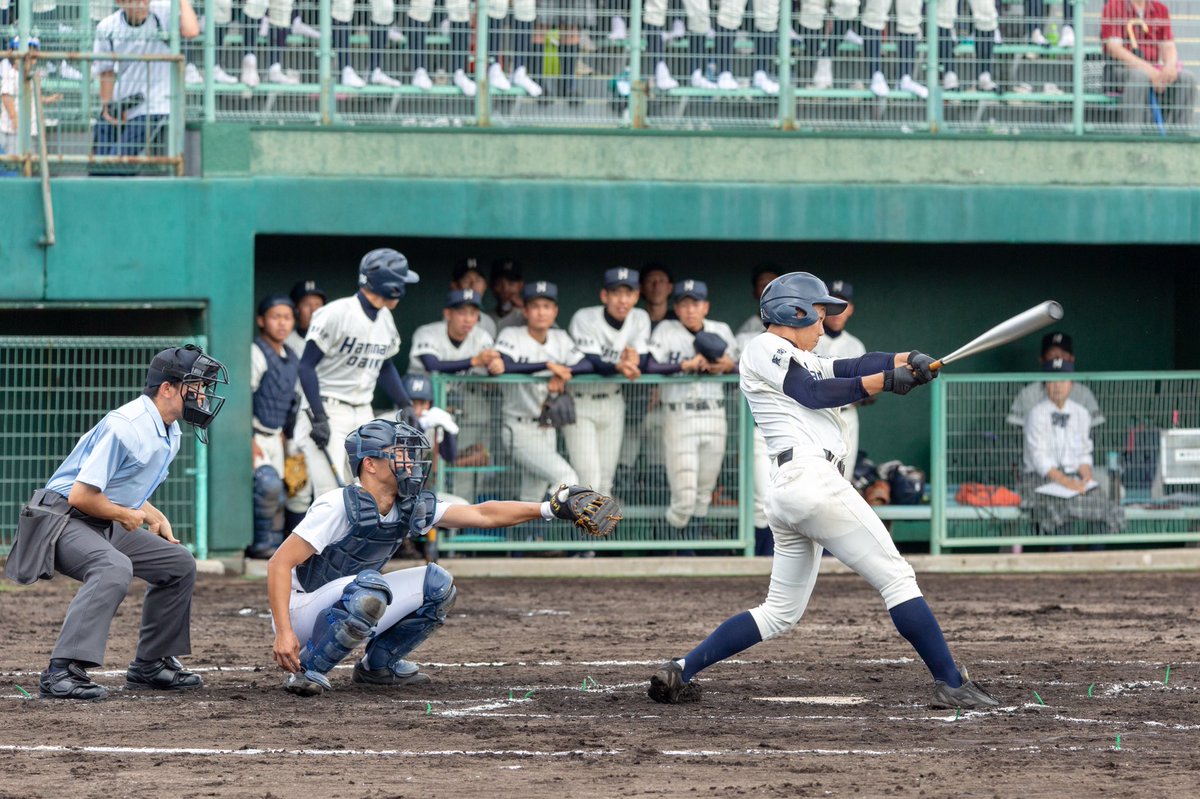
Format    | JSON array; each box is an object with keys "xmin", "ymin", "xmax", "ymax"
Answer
[
  {"xmin": 538, "ymin": 392, "xmax": 577, "ymax": 428},
  {"xmin": 283, "ymin": 453, "xmax": 308, "ymax": 498},
  {"xmin": 693, "ymin": 331, "xmax": 728, "ymax": 362},
  {"xmin": 549, "ymin": 485, "xmax": 622, "ymax": 538}
]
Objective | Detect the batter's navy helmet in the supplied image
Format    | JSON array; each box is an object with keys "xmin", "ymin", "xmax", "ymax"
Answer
[
  {"xmin": 345, "ymin": 420, "xmax": 431, "ymax": 497},
  {"xmin": 359, "ymin": 249, "xmax": 420, "ymax": 300},
  {"xmin": 758, "ymin": 272, "xmax": 847, "ymax": 328}
]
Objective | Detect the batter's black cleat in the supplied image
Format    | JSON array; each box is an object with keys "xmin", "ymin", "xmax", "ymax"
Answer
[
  {"xmin": 931, "ymin": 666, "xmax": 1000, "ymax": 710},
  {"xmin": 126, "ymin": 656, "xmax": 203, "ymax": 691},
  {"xmin": 39, "ymin": 662, "xmax": 108, "ymax": 700},
  {"xmin": 352, "ymin": 660, "xmax": 432, "ymax": 687},
  {"xmin": 648, "ymin": 659, "xmax": 702, "ymax": 704}
]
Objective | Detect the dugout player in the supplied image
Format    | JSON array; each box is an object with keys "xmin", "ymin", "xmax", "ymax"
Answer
[
  {"xmin": 1006, "ymin": 332, "xmax": 1104, "ymax": 429},
  {"xmin": 812, "ymin": 280, "xmax": 866, "ymax": 474},
  {"xmin": 489, "ymin": 259, "xmax": 527, "ymax": 333},
  {"xmin": 495, "ymin": 281, "xmax": 592, "ymax": 501},
  {"xmin": 646, "ymin": 280, "xmax": 739, "ymax": 547},
  {"xmin": 6, "ymin": 345, "xmax": 228, "ymax": 700},
  {"xmin": 284, "ymin": 279, "xmax": 328, "ymax": 531},
  {"xmin": 565, "ymin": 267, "xmax": 651, "ymax": 497},
  {"xmin": 295, "ymin": 249, "xmax": 417, "ymax": 498},
  {"xmin": 267, "ymin": 419, "xmax": 595, "ymax": 695},
  {"xmin": 648, "ymin": 273, "xmax": 999, "ymax": 710},
  {"xmin": 286, "ymin": 279, "xmax": 328, "ymax": 356},
  {"xmin": 450, "ymin": 258, "xmax": 497, "ymax": 339}
]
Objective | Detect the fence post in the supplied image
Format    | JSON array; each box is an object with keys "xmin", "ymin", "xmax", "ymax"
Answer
[
  {"xmin": 319, "ymin": 0, "xmax": 334, "ymax": 124},
  {"xmin": 629, "ymin": 0, "xmax": 646, "ymax": 128},
  {"xmin": 475, "ymin": 0, "xmax": 492, "ymax": 127},
  {"xmin": 777, "ymin": 0, "xmax": 795, "ymax": 130},
  {"xmin": 738, "ymin": 394, "xmax": 756, "ymax": 557},
  {"xmin": 170, "ymin": 0, "xmax": 184, "ymax": 172},
  {"xmin": 1071, "ymin": 0, "xmax": 1084, "ymax": 136},
  {"xmin": 925, "ymin": 0, "xmax": 942, "ymax": 133},
  {"xmin": 929, "ymin": 377, "xmax": 946, "ymax": 555},
  {"xmin": 195, "ymin": 440, "xmax": 208, "ymax": 560},
  {"xmin": 204, "ymin": 0, "xmax": 216, "ymax": 122},
  {"xmin": 16, "ymin": 12, "xmax": 32, "ymax": 174}
]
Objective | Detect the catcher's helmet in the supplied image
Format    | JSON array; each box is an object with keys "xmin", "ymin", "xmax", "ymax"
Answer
[
  {"xmin": 345, "ymin": 420, "xmax": 431, "ymax": 498},
  {"xmin": 146, "ymin": 344, "xmax": 229, "ymax": 443},
  {"xmin": 359, "ymin": 249, "xmax": 420, "ymax": 300},
  {"xmin": 758, "ymin": 272, "xmax": 847, "ymax": 329}
]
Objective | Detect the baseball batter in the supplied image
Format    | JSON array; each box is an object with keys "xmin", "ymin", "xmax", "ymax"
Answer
[
  {"xmin": 812, "ymin": 280, "xmax": 866, "ymax": 473},
  {"xmin": 565, "ymin": 267, "xmax": 651, "ymax": 497},
  {"xmin": 296, "ymin": 249, "xmax": 416, "ymax": 498},
  {"xmin": 646, "ymin": 280, "xmax": 739, "ymax": 542},
  {"xmin": 267, "ymin": 420, "xmax": 614, "ymax": 696},
  {"xmin": 494, "ymin": 281, "xmax": 591, "ymax": 501},
  {"xmin": 649, "ymin": 272, "xmax": 999, "ymax": 710}
]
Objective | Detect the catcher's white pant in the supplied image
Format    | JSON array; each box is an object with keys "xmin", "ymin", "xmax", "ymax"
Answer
[
  {"xmin": 487, "ymin": 0, "xmax": 536, "ymax": 22},
  {"xmin": 798, "ymin": 0, "xmax": 861, "ymax": 32},
  {"xmin": 663, "ymin": 409, "xmax": 726, "ymax": 529},
  {"xmin": 861, "ymin": 0, "xmax": 922, "ymax": 34},
  {"xmin": 254, "ymin": 429, "xmax": 286, "ymax": 475},
  {"xmin": 331, "ymin": 0, "xmax": 394, "ymax": 26},
  {"xmin": 504, "ymin": 417, "xmax": 579, "ymax": 502},
  {"xmin": 294, "ymin": 399, "xmax": 376, "ymax": 498},
  {"xmin": 716, "ymin": 0, "xmax": 778, "ymax": 33},
  {"xmin": 645, "ymin": 0, "xmax": 711, "ymax": 34},
  {"xmin": 749, "ymin": 455, "xmax": 922, "ymax": 640},
  {"xmin": 409, "ymin": 0, "xmax": 471, "ymax": 23},
  {"xmin": 935, "ymin": 0, "xmax": 997, "ymax": 32},
  {"xmin": 213, "ymin": 0, "xmax": 294, "ymax": 27},
  {"xmin": 562, "ymin": 391, "xmax": 625, "ymax": 497},
  {"xmin": 285, "ymin": 565, "xmax": 428, "ymax": 643}
]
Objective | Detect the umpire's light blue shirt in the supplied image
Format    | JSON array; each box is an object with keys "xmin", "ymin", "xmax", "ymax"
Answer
[{"xmin": 45, "ymin": 394, "xmax": 181, "ymax": 509}]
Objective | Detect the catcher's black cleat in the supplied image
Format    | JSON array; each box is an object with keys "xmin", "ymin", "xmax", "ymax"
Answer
[
  {"xmin": 931, "ymin": 666, "xmax": 1000, "ymax": 710},
  {"xmin": 648, "ymin": 659, "xmax": 702, "ymax": 704}
]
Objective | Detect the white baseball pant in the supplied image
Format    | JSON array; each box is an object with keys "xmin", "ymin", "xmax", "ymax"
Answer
[
  {"xmin": 936, "ymin": 0, "xmax": 997, "ymax": 32},
  {"xmin": 254, "ymin": 429, "xmax": 286, "ymax": 474},
  {"xmin": 663, "ymin": 409, "xmax": 727, "ymax": 529},
  {"xmin": 798, "ymin": 0, "xmax": 861, "ymax": 32},
  {"xmin": 716, "ymin": 0, "xmax": 779, "ymax": 33},
  {"xmin": 752, "ymin": 426, "xmax": 768, "ymax": 529},
  {"xmin": 285, "ymin": 565, "xmax": 429, "ymax": 642},
  {"xmin": 294, "ymin": 400, "xmax": 376, "ymax": 498},
  {"xmin": 842, "ymin": 405, "xmax": 859, "ymax": 478},
  {"xmin": 645, "ymin": 0, "xmax": 712, "ymax": 34},
  {"xmin": 562, "ymin": 392, "xmax": 625, "ymax": 497},
  {"xmin": 504, "ymin": 417, "xmax": 580, "ymax": 501},
  {"xmin": 749, "ymin": 455, "xmax": 922, "ymax": 640},
  {"xmin": 213, "ymin": 0, "xmax": 294, "ymax": 27},
  {"xmin": 861, "ymin": 0, "xmax": 922, "ymax": 34},
  {"xmin": 331, "ymin": 0, "xmax": 394, "ymax": 26},
  {"xmin": 487, "ymin": 0, "xmax": 536, "ymax": 23},
  {"xmin": 409, "ymin": 0, "xmax": 471, "ymax": 23}
]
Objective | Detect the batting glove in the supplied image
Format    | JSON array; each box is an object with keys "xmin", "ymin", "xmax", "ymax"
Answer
[
  {"xmin": 907, "ymin": 351, "xmax": 938, "ymax": 384},
  {"xmin": 308, "ymin": 414, "xmax": 332, "ymax": 449},
  {"xmin": 882, "ymin": 367, "xmax": 920, "ymax": 396}
]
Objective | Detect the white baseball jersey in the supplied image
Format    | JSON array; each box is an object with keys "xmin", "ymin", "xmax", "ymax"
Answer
[
  {"xmin": 1023, "ymin": 397, "xmax": 1094, "ymax": 477},
  {"xmin": 494, "ymin": 327, "xmax": 584, "ymax": 418},
  {"xmin": 407, "ymin": 320, "xmax": 495, "ymax": 375},
  {"xmin": 649, "ymin": 319, "xmax": 739, "ymax": 404},
  {"xmin": 739, "ymin": 332, "xmax": 847, "ymax": 460},
  {"xmin": 569, "ymin": 306, "xmax": 652, "ymax": 363},
  {"xmin": 305, "ymin": 296, "xmax": 401, "ymax": 406},
  {"xmin": 291, "ymin": 487, "xmax": 450, "ymax": 591}
]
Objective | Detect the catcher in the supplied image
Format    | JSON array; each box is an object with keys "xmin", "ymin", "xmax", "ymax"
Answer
[{"xmin": 267, "ymin": 419, "xmax": 620, "ymax": 697}]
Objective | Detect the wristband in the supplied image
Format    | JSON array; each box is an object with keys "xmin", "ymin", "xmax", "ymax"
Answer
[{"xmin": 539, "ymin": 501, "xmax": 555, "ymax": 521}]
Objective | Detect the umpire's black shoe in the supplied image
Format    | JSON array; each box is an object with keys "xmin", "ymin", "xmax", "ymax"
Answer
[
  {"xmin": 648, "ymin": 659, "xmax": 702, "ymax": 704},
  {"xmin": 39, "ymin": 662, "xmax": 108, "ymax": 700},
  {"xmin": 126, "ymin": 656, "xmax": 203, "ymax": 691}
]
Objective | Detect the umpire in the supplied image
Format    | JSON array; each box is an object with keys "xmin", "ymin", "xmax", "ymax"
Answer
[{"xmin": 5, "ymin": 344, "xmax": 228, "ymax": 700}]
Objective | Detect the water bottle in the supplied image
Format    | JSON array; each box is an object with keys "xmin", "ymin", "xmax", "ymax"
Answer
[
  {"xmin": 1106, "ymin": 450, "xmax": 1122, "ymax": 502},
  {"xmin": 1047, "ymin": 24, "xmax": 1060, "ymax": 46}
]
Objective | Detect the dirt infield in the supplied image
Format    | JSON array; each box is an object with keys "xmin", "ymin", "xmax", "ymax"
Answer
[{"xmin": 1, "ymin": 569, "xmax": 1197, "ymax": 798}]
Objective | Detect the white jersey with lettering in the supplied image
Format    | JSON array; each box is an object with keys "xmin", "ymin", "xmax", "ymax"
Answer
[
  {"xmin": 494, "ymin": 327, "xmax": 584, "ymax": 418},
  {"xmin": 569, "ymin": 306, "xmax": 652, "ymax": 363},
  {"xmin": 407, "ymin": 320, "xmax": 495, "ymax": 375},
  {"xmin": 739, "ymin": 332, "xmax": 847, "ymax": 461},
  {"xmin": 304, "ymin": 296, "xmax": 401, "ymax": 406},
  {"xmin": 649, "ymin": 319, "xmax": 739, "ymax": 404}
]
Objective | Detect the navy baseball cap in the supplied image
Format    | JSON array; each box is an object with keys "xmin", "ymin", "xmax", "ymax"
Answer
[
  {"xmin": 604, "ymin": 267, "xmax": 640, "ymax": 290},
  {"xmin": 828, "ymin": 280, "xmax": 853, "ymax": 301},
  {"xmin": 452, "ymin": 258, "xmax": 484, "ymax": 282},
  {"xmin": 402, "ymin": 374, "xmax": 434, "ymax": 402},
  {"xmin": 523, "ymin": 280, "xmax": 558, "ymax": 302},
  {"xmin": 1043, "ymin": 357, "xmax": 1075, "ymax": 373},
  {"xmin": 491, "ymin": 259, "xmax": 523, "ymax": 283},
  {"xmin": 672, "ymin": 279, "xmax": 708, "ymax": 301},
  {"xmin": 289, "ymin": 280, "xmax": 327, "ymax": 305},
  {"xmin": 256, "ymin": 294, "xmax": 295, "ymax": 317},
  {"xmin": 1041, "ymin": 331, "xmax": 1073, "ymax": 357},
  {"xmin": 446, "ymin": 288, "xmax": 483, "ymax": 309}
]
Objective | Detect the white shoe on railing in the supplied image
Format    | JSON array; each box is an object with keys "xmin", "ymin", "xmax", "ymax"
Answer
[
  {"xmin": 241, "ymin": 54, "xmax": 261, "ymax": 88},
  {"xmin": 488, "ymin": 62, "xmax": 512, "ymax": 91},
  {"xmin": 1058, "ymin": 25, "xmax": 1075, "ymax": 49},
  {"xmin": 690, "ymin": 69, "xmax": 718, "ymax": 90},
  {"xmin": 185, "ymin": 62, "xmax": 203, "ymax": 86},
  {"xmin": 268, "ymin": 63, "xmax": 300, "ymax": 85},
  {"xmin": 716, "ymin": 71, "xmax": 739, "ymax": 90},
  {"xmin": 454, "ymin": 68, "xmax": 477, "ymax": 97},
  {"xmin": 340, "ymin": 65, "xmax": 366, "ymax": 88},
  {"xmin": 977, "ymin": 71, "xmax": 997, "ymax": 92},
  {"xmin": 753, "ymin": 70, "xmax": 779, "ymax": 95},
  {"xmin": 370, "ymin": 67, "xmax": 403, "ymax": 88},
  {"xmin": 654, "ymin": 61, "xmax": 678, "ymax": 91},
  {"xmin": 811, "ymin": 57, "xmax": 833, "ymax": 90},
  {"xmin": 411, "ymin": 67, "xmax": 433, "ymax": 91},
  {"xmin": 942, "ymin": 70, "xmax": 959, "ymax": 91},
  {"xmin": 869, "ymin": 70, "xmax": 890, "ymax": 97},
  {"xmin": 899, "ymin": 74, "xmax": 928, "ymax": 99},
  {"xmin": 513, "ymin": 66, "xmax": 543, "ymax": 97},
  {"xmin": 291, "ymin": 15, "xmax": 320, "ymax": 40},
  {"xmin": 212, "ymin": 64, "xmax": 239, "ymax": 85}
]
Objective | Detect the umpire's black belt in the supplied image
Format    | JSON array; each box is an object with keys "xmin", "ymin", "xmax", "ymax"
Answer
[
  {"xmin": 666, "ymin": 400, "xmax": 724, "ymax": 412},
  {"xmin": 774, "ymin": 447, "xmax": 846, "ymax": 476}
]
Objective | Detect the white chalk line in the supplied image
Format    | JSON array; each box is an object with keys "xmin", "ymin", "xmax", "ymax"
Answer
[{"xmin": 0, "ymin": 744, "xmax": 618, "ymax": 759}]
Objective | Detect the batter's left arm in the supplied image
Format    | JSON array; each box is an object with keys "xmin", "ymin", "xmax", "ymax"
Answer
[{"xmin": 378, "ymin": 360, "xmax": 413, "ymax": 411}]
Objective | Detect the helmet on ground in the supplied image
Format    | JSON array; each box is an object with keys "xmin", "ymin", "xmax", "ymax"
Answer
[
  {"xmin": 359, "ymin": 249, "xmax": 419, "ymax": 300},
  {"xmin": 145, "ymin": 344, "xmax": 229, "ymax": 443},
  {"xmin": 758, "ymin": 272, "xmax": 847, "ymax": 328},
  {"xmin": 345, "ymin": 420, "xmax": 431, "ymax": 498}
]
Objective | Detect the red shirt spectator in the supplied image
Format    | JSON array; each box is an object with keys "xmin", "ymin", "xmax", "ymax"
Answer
[{"xmin": 1101, "ymin": 0, "xmax": 1174, "ymax": 65}]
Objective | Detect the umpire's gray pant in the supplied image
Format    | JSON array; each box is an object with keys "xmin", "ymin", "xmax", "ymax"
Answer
[{"xmin": 49, "ymin": 498, "xmax": 196, "ymax": 667}]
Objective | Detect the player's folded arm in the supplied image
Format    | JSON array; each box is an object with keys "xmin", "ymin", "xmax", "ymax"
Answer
[
  {"xmin": 499, "ymin": 354, "xmax": 549, "ymax": 374},
  {"xmin": 831, "ymin": 351, "xmax": 897, "ymax": 378},
  {"xmin": 419, "ymin": 353, "xmax": 474, "ymax": 374},
  {"xmin": 782, "ymin": 360, "xmax": 870, "ymax": 410}
]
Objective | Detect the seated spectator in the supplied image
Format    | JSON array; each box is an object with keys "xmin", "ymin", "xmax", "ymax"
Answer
[
  {"xmin": 1007, "ymin": 332, "xmax": 1104, "ymax": 429},
  {"xmin": 1101, "ymin": 0, "xmax": 1196, "ymax": 132},
  {"xmin": 1, "ymin": 36, "xmax": 61, "ymax": 168}
]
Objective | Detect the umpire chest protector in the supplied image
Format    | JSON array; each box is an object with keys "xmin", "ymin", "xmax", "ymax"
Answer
[
  {"xmin": 251, "ymin": 338, "xmax": 300, "ymax": 430},
  {"xmin": 295, "ymin": 486, "xmax": 437, "ymax": 593}
]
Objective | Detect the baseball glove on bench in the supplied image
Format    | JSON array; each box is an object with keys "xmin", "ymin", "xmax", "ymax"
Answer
[{"xmin": 549, "ymin": 485, "xmax": 622, "ymax": 538}]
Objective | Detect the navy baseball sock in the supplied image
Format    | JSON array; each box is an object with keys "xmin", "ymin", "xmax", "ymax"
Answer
[
  {"xmin": 898, "ymin": 34, "xmax": 918, "ymax": 79},
  {"xmin": 681, "ymin": 610, "xmax": 762, "ymax": 682},
  {"xmin": 938, "ymin": 32, "xmax": 955, "ymax": 74},
  {"xmin": 888, "ymin": 597, "xmax": 961, "ymax": 687},
  {"xmin": 369, "ymin": 26, "xmax": 387, "ymax": 72},
  {"xmin": 756, "ymin": 31, "xmax": 776, "ymax": 76},
  {"xmin": 864, "ymin": 29, "xmax": 882, "ymax": 76},
  {"xmin": 334, "ymin": 24, "xmax": 351, "ymax": 70},
  {"xmin": 715, "ymin": 25, "xmax": 736, "ymax": 76}
]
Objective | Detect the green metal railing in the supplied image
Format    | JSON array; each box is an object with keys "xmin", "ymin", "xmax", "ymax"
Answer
[{"xmin": 0, "ymin": 336, "xmax": 209, "ymax": 558}]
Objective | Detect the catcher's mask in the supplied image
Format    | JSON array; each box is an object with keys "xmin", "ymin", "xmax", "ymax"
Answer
[
  {"xmin": 146, "ymin": 344, "xmax": 229, "ymax": 444},
  {"xmin": 346, "ymin": 419, "xmax": 431, "ymax": 498}
]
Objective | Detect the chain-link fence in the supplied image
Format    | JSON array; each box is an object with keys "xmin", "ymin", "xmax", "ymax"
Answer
[
  {"xmin": 0, "ymin": 336, "xmax": 208, "ymax": 557},
  {"xmin": 932, "ymin": 372, "xmax": 1200, "ymax": 551}
]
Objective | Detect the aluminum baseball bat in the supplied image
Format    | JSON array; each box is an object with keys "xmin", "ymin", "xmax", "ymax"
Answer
[{"xmin": 930, "ymin": 301, "xmax": 1064, "ymax": 371}]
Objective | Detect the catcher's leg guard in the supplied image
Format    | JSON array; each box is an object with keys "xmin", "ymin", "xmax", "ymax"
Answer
[
  {"xmin": 298, "ymin": 570, "xmax": 393, "ymax": 677},
  {"xmin": 363, "ymin": 563, "xmax": 456, "ymax": 672}
]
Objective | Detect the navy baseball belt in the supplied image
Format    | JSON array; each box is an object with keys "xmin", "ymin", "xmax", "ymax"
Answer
[
  {"xmin": 666, "ymin": 400, "xmax": 724, "ymax": 412},
  {"xmin": 774, "ymin": 447, "xmax": 846, "ymax": 476}
]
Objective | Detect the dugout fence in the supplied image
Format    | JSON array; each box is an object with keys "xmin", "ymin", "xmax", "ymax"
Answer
[{"xmin": 0, "ymin": 336, "xmax": 208, "ymax": 558}]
